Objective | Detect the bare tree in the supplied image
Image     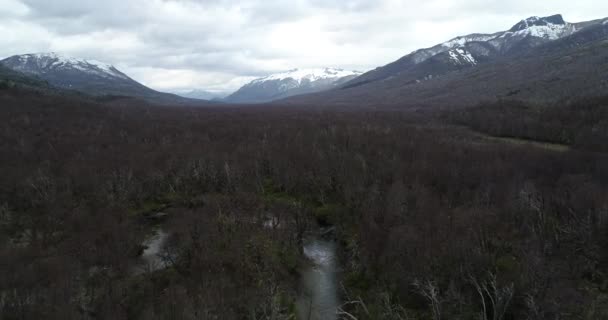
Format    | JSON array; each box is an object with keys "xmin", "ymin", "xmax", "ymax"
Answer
[
  {"xmin": 413, "ymin": 279, "xmax": 441, "ymax": 320},
  {"xmin": 469, "ymin": 273, "xmax": 514, "ymax": 320}
]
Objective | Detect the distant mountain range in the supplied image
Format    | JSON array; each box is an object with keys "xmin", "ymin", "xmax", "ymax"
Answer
[
  {"xmin": 2, "ymin": 14, "xmax": 607, "ymax": 109},
  {"xmin": 283, "ymin": 14, "xmax": 608, "ymax": 108},
  {"xmin": 224, "ymin": 68, "xmax": 363, "ymax": 103},
  {"xmin": 0, "ymin": 53, "xmax": 208, "ymax": 105},
  {"xmin": 342, "ymin": 15, "xmax": 587, "ymax": 88},
  {"xmin": 174, "ymin": 89, "xmax": 228, "ymax": 101}
]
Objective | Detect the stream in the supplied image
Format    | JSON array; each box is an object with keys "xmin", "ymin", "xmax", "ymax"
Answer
[
  {"xmin": 134, "ymin": 229, "xmax": 170, "ymax": 274},
  {"xmin": 136, "ymin": 221, "xmax": 340, "ymax": 319},
  {"xmin": 297, "ymin": 236, "xmax": 339, "ymax": 320}
]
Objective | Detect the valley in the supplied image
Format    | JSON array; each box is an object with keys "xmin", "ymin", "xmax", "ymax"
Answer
[
  {"xmin": 1, "ymin": 9, "xmax": 608, "ymax": 320},
  {"xmin": 1, "ymin": 87, "xmax": 608, "ymax": 319}
]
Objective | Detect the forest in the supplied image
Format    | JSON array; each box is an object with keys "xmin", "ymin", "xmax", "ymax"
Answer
[
  {"xmin": 1, "ymin": 86, "xmax": 608, "ymax": 319},
  {"xmin": 450, "ymin": 97, "xmax": 608, "ymax": 152}
]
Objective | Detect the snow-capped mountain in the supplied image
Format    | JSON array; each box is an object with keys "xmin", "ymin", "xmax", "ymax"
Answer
[
  {"xmin": 1, "ymin": 53, "xmax": 205, "ymax": 104},
  {"xmin": 426, "ymin": 14, "xmax": 577, "ymax": 59},
  {"xmin": 345, "ymin": 14, "xmax": 584, "ymax": 88},
  {"xmin": 3, "ymin": 53, "xmax": 130, "ymax": 81},
  {"xmin": 175, "ymin": 89, "xmax": 228, "ymax": 101},
  {"xmin": 252, "ymin": 68, "xmax": 361, "ymax": 84},
  {"xmin": 507, "ymin": 15, "xmax": 574, "ymax": 37},
  {"xmin": 287, "ymin": 14, "xmax": 608, "ymax": 108},
  {"xmin": 225, "ymin": 68, "xmax": 363, "ymax": 103}
]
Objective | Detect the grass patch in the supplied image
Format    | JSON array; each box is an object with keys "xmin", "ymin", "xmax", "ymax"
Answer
[
  {"xmin": 127, "ymin": 192, "xmax": 183, "ymax": 216},
  {"xmin": 484, "ymin": 135, "xmax": 570, "ymax": 152},
  {"xmin": 313, "ymin": 203, "xmax": 346, "ymax": 225}
]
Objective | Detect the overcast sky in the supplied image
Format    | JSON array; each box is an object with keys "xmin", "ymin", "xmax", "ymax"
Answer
[{"xmin": 0, "ymin": 0, "xmax": 606, "ymax": 93}]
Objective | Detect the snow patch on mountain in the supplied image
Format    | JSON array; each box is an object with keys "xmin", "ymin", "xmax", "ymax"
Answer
[
  {"xmin": 500, "ymin": 23, "xmax": 574, "ymax": 40},
  {"xmin": 9, "ymin": 53, "xmax": 128, "ymax": 80},
  {"xmin": 251, "ymin": 68, "xmax": 362, "ymax": 85},
  {"xmin": 174, "ymin": 89, "xmax": 228, "ymax": 100},
  {"xmin": 226, "ymin": 67, "xmax": 363, "ymax": 103},
  {"xmin": 511, "ymin": 16, "xmax": 543, "ymax": 30},
  {"xmin": 448, "ymin": 49, "xmax": 477, "ymax": 65},
  {"xmin": 441, "ymin": 34, "xmax": 499, "ymax": 49}
]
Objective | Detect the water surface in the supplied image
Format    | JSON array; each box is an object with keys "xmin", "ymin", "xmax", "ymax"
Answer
[
  {"xmin": 135, "ymin": 229, "xmax": 169, "ymax": 274},
  {"xmin": 297, "ymin": 238, "xmax": 338, "ymax": 320}
]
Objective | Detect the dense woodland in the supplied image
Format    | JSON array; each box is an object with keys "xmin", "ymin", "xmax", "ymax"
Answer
[
  {"xmin": 451, "ymin": 97, "xmax": 608, "ymax": 152},
  {"xmin": 1, "ymin": 87, "xmax": 608, "ymax": 319}
]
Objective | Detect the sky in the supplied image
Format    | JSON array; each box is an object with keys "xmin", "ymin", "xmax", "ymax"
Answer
[{"xmin": 0, "ymin": 0, "xmax": 606, "ymax": 94}]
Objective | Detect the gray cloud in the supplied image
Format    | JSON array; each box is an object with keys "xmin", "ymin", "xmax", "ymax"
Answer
[{"xmin": 1, "ymin": 0, "xmax": 607, "ymax": 92}]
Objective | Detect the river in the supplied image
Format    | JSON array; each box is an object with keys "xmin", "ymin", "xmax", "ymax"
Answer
[
  {"xmin": 137, "ymin": 223, "xmax": 340, "ymax": 319},
  {"xmin": 297, "ymin": 237, "xmax": 339, "ymax": 320}
]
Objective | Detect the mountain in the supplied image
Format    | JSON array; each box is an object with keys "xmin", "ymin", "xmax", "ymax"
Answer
[
  {"xmin": 343, "ymin": 14, "xmax": 581, "ymax": 89},
  {"xmin": 0, "ymin": 53, "xmax": 208, "ymax": 105},
  {"xmin": 283, "ymin": 15, "xmax": 608, "ymax": 108},
  {"xmin": 0, "ymin": 64, "xmax": 49, "ymax": 89},
  {"xmin": 225, "ymin": 68, "xmax": 363, "ymax": 103},
  {"xmin": 175, "ymin": 89, "xmax": 228, "ymax": 101}
]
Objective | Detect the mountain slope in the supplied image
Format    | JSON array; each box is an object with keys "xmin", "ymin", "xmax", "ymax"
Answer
[
  {"xmin": 0, "ymin": 53, "xmax": 208, "ymax": 105},
  {"xmin": 344, "ymin": 14, "xmax": 580, "ymax": 89},
  {"xmin": 283, "ymin": 15, "xmax": 608, "ymax": 109},
  {"xmin": 225, "ymin": 68, "xmax": 362, "ymax": 103},
  {"xmin": 175, "ymin": 89, "xmax": 228, "ymax": 101},
  {"xmin": 0, "ymin": 64, "xmax": 49, "ymax": 89}
]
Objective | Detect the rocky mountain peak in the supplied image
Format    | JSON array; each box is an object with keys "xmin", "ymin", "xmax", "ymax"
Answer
[{"xmin": 510, "ymin": 14, "xmax": 566, "ymax": 32}]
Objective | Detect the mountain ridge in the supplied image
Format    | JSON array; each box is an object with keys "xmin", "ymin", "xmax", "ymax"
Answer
[
  {"xmin": 1, "ymin": 53, "xmax": 209, "ymax": 105},
  {"xmin": 341, "ymin": 14, "xmax": 581, "ymax": 90},
  {"xmin": 279, "ymin": 14, "xmax": 608, "ymax": 108},
  {"xmin": 224, "ymin": 67, "xmax": 363, "ymax": 104}
]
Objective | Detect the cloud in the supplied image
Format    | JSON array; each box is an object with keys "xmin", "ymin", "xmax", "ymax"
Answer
[{"xmin": 1, "ymin": 0, "xmax": 607, "ymax": 93}]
